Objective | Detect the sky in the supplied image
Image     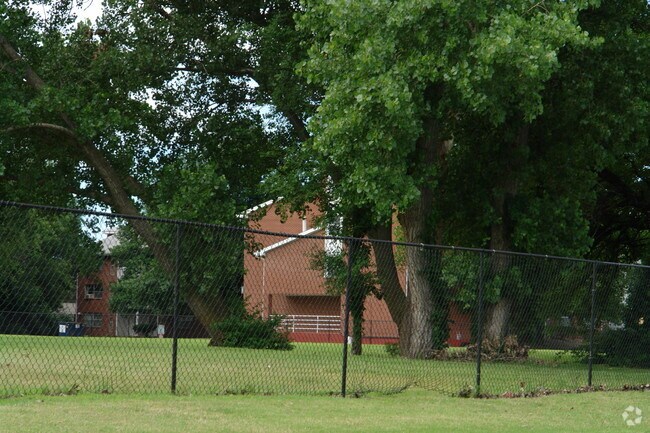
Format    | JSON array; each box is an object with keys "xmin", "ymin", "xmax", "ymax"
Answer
[
  {"xmin": 30, "ymin": 0, "xmax": 103, "ymax": 24},
  {"xmin": 75, "ymin": 0, "xmax": 103, "ymax": 23}
]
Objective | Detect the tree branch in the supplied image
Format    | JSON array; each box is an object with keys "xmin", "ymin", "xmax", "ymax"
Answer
[
  {"xmin": 4, "ymin": 123, "xmax": 79, "ymax": 141},
  {"xmin": 1, "ymin": 59, "xmax": 17, "ymax": 75},
  {"xmin": 0, "ymin": 34, "xmax": 171, "ymax": 268},
  {"xmin": 174, "ymin": 66, "xmax": 256, "ymax": 78},
  {"xmin": 0, "ymin": 35, "xmax": 46, "ymax": 90},
  {"xmin": 124, "ymin": 175, "xmax": 149, "ymax": 201},
  {"xmin": 597, "ymin": 168, "xmax": 648, "ymax": 210},
  {"xmin": 284, "ymin": 110, "xmax": 310, "ymax": 142}
]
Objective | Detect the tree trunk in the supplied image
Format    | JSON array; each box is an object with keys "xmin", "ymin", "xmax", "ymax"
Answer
[
  {"xmin": 344, "ymin": 232, "xmax": 370, "ymax": 356},
  {"xmin": 484, "ymin": 297, "xmax": 512, "ymax": 343},
  {"xmin": 369, "ymin": 222, "xmax": 408, "ymax": 350},
  {"xmin": 370, "ymin": 223, "xmax": 436, "ymax": 359},
  {"xmin": 483, "ymin": 124, "xmax": 529, "ymax": 345},
  {"xmin": 397, "ymin": 207, "xmax": 449, "ymax": 357},
  {"xmin": 484, "ymin": 218, "xmax": 515, "ymax": 344},
  {"xmin": 351, "ymin": 312, "xmax": 363, "ymax": 355},
  {"xmin": 368, "ymin": 106, "xmax": 452, "ymax": 358},
  {"xmin": 395, "ymin": 114, "xmax": 451, "ymax": 358},
  {"xmin": 401, "ymin": 226, "xmax": 434, "ymax": 358}
]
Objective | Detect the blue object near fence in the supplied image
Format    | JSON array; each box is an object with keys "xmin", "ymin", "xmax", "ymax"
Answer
[{"xmin": 58, "ymin": 322, "xmax": 84, "ymax": 336}]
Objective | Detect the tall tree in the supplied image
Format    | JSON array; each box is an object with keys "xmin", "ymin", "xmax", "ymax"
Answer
[
  {"xmin": 0, "ymin": 1, "xmax": 295, "ymax": 340},
  {"xmin": 299, "ymin": 0, "xmax": 595, "ymax": 357},
  {"xmin": 434, "ymin": 0, "xmax": 649, "ymax": 343}
]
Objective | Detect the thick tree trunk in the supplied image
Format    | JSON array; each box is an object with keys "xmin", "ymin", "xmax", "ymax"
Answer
[
  {"xmin": 369, "ymin": 222, "xmax": 408, "ymax": 348},
  {"xmin": 351, "ymin": 312, "xmax": 363, "ymax": 355},
  {"xmin": 400, "ymin": 217, "xmax": 435, "ymax": 358},
  {"xmin": 376, "ymin": 236, "xmax": 444, "ymax": 359},
  {"xmin": 395, "ymin": 115, "xmax": 451, "ymax": 358},
  {"xmin": 483, "ymin": 124, "xmax": 529, "ymax": 345},
  {"xmin": 484, "ymin": 297, "xmax": 512, "ymax": 343},
  {"xmin": 397, "ymin": 208, "xmax": 449, "ymax": 357},
  {"xmin": 369, "ymin": 107, "xmax": 452, "ymax": 358},
  {"xmin": 484, "ymin": 210, "xmax": 515, "ymax": 343}
]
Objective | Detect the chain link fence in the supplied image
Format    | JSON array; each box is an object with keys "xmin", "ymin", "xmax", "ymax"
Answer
[{"xmin": 0, "ymin": 201, "xmax": 648, "ymax": 397}]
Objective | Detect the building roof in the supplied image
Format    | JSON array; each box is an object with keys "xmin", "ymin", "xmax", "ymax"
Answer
[
  {"xmin": 240, "ymin": 198, "xmax": 283, "ymax": 218},
  {"xmin": 254, "ymin": 227, "xmax": 323, "ymax": 258}
]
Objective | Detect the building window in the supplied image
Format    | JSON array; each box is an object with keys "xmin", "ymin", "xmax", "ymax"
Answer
[
  {"xmin": 84, "ymin": 283, "xmax": 103, "ymax": 299},
  {"xmin": 83, "ymin": 313, "xmax": 103, "ymax": 328}
]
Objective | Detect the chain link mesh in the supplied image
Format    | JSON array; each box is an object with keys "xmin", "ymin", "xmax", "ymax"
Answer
[{"xmin": 0, "ymin": 202, "xmax": 648, "ymax": 397}]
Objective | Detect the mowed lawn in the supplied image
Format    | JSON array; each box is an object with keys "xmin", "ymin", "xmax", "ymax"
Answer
[
  {"xmin": 0, "ymin": 334, "xmax": 648, "ymax": 397},
  {"xmin": 1, "ymin": 389, "xmax": 649, "ymax": 433}
]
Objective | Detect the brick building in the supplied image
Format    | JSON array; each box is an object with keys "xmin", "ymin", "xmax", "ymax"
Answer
[
  {"xmin": 75, "ymin": 231, "xmax": 207, "ymax": 338},
  {"xmin": 243, "ymin": 201, "xmax": 472, "ymax": 346}
]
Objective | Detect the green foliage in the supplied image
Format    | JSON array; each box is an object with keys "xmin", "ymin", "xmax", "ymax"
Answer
[
  {"xmin": 1, "ymin": 0, "xmax": 293, "ymax": 221},
  {"xmin": 298, "ymin": 0, "xmax": 595, "ymax": 223},
  {"xmin": 384, "ymin": 343, "xmax": 400, "ymax": 357},
  {"xmin": 311, "ymin": 239, "xmax": 377, "ymax": 354},
  {"xmin": 2, "ymin": 0, "xmax": 648, "ymax": 353},
  {"xmin": 622, "ymin": 269, "xmax": 650, "ymax": 333},
  {"xmin": 0, "ymin": 207, "xmax": 102, "ymax": 335},
  {"xmin": 312, "ymin": 241, "xmax": 378, "ymax": 300},
  {"xmin": 429, "ymin": 305, "xmax": 451, "ymax": 351},
  {"xmin": 427, "ymin": 250, "xmax": 451, "ymax": 351},
  {"xmin": 581, "ymin": 328, "xmax": 650, "ymax": 368},
  {"xmin": 108, "ymin": 225, "xmax": 173, "ymax": 315},
  {"xmin": 585, "ymin": 268, "xmax": 650, "ymax": 368},
  {"xmin": 213, "ymin": 312, "xmax": 293, "ymax": 351},
  {"xmin": 109, "ymin": 223, "xmax": 246, "ymax": 319}
]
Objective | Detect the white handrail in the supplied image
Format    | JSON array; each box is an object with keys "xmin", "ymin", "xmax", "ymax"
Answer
[{"xmin": 273, "ymin": 314, "xmax": 341, "ymax": 333}]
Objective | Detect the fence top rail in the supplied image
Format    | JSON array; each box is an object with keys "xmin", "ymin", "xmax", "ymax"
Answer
[
  {"xmin": 277, "ymin": 314, "xmax": 341, "ymax": 318},
  {"xmin": 2, "ymin": 200, "xmax": 648, "ymax": 270}
]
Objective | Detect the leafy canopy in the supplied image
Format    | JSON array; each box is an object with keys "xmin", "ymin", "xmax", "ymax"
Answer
[{"xmin": 299, "ymin": 0, "xmax": 596, "ymax": 222}]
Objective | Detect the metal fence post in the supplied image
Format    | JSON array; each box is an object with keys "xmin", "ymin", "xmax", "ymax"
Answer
[
  {"xmin": 171, "ymin": 223, "xmax": 182, "ymax": 394},
  {"xmin": 587, "ymin": 262, "xmax": 597, "ymax": 387},
  {"xmin": 474, "ymin": 252, "xmax": 486, "ymax": 397},
  {"xmin": 341, "ymin": 238, "xmax": 356, "ymax": 398}
]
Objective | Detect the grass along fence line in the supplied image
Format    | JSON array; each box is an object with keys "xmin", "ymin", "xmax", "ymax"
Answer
[
  {"xmin": 2, "ymin": 389, "xmax": 650, "ymax": 433},
  {"xmin": 0, "ymin": 335, "xmax": 648, "ymax": 397}
]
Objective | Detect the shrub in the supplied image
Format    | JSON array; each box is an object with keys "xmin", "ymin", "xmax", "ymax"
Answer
[
  {"xmin": 576, "ymin": 328, "xmax": 650, "ymax": 368},
  {"xmin": 213, "ymin": 313, "xmax": 293, "ymax": 350},
  {"xmin": 384, "ymin": 343, "xmax": 400, "ymax": 356}
]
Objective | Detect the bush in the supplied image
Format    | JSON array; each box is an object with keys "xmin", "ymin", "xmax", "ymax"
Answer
[
  {"xmin": 581, "ymin": 328, "xmax": 650, "ymax": 368},
  {"xmin": 384, "ymin": 343, "xmax": 400, "ymax": 356},
  {"xmin": 213, "ymin": 313, "xmax": 293, "ymax": 350}
]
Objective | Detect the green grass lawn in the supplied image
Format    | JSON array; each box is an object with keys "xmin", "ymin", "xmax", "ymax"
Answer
[
  {"xmin": 0, "ymin": 389, "xmax": 649, "ymax": 433},
  {"xmin": 0, "ymin": 334, "xmax": 648, "ymax": 397}
]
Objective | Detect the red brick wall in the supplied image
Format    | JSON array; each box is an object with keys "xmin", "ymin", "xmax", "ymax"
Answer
[
  {"xmin": 244, "ymin": 202, "xmax": 473, "ymax": 345},
  {"xmin": 77, "ymin": 257, "xmax": 118, "ymax": 337}
]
